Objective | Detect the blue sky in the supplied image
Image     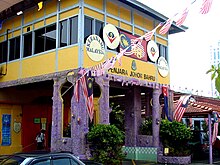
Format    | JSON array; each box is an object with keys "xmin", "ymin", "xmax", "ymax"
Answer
[{"xmin": 138, "ymin": 0, "xmax": 220, "ymax": 96}]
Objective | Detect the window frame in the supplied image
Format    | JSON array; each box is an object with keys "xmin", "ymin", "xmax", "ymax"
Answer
[
  {"xmin": 0, "ymin": 40, "xmax": 8, "ymax": 64},
  {"xmin": 9, "ymin": 36, "xmax": 20, "ymax": 62},
  {"xmin": 34, "ymin": 23, "xmax": 57, "ymax": 54},
  {"xmin": 58, "ymin": 15, "xmax": 78, "ymax": 48}
]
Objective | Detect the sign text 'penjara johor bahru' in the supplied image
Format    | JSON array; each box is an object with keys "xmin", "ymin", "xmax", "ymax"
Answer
[{"xmin": 108, "ymin": 67, "xmax": 156, "ymax": 81}]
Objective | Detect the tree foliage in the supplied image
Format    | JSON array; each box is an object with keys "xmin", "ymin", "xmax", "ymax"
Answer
[{"xmin": 206, "ymin": 64, "xmax": 220, "ymax": 93}]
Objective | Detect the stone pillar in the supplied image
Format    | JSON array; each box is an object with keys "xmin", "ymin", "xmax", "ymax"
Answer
[
  {"xmin": 169, "ymin": 89, "xmax": 174, "ymax": 120},
  {"xmin": 51, "ymin": 77, "xmax": 67, "ymax": 151},
  {"xmin": 71, "ymin": 78, "xmax": 88, "ymax": 158},
  {"xmin": 124, "ymin": 86, "xmax": 141, "ymax": 146},
  {"xmin": 95, "ymin": 76, "xmax": 111, "ymax": 124},
  {"xmin": 152, "ymin": 88, "xmax": 161, "ymax": 147}
]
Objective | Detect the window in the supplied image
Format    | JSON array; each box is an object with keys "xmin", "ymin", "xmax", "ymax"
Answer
[
  {"xmin": 157, "ymin": 43, "xmax": 168, "ymax": 62},
  {"xmin": 0, "ymin": 41, "xmax": 7, "ymax": 63},
  {"xmin": 95, "ymin": 20, "xmax": 103, "ymax": 37},
  {"xmin": 35, "ymin": 24, "xmax": 56, "ymax": 54},
  {"xmin": 32, "ymin": 159, "xmax": 51, "ymax": 165},
  {"xmin": 59, "ymin": 16, "xmax": 78, "ymax": 48},
  {"xmin": 84, "ymin": 16, "xmax": 104, "ymax": 43},
  {"xmin": 59, "ymin": 20, "xmax": 68, "ymax": 47},
  {"xmin": 9, "ymin": 36, "xmax": 20, "ymax": 61},
  {"xmin": 0, "ymin": 156, "xmax": 25, "ymax": 165},
  {"xmin": 23, "ymin": 32, "xmax": 32, "ymax": 57},
  {"xmin": 84, "ymin": 16, "xmax": 93, "ymax": 43},
  {"xmin": 53, "ymin": 158, "xmax": 80, "ymax": 165},
  {"xmin": 70, "ymin": 16, "xmax": 78, "ymax": 45},
  {"xmin": 45, "ymin": 24, "xmax": 56, "ymax": 51},
  {"xmin": 35, "ymin": 28, "xmax": 45, "ymax": 54}
]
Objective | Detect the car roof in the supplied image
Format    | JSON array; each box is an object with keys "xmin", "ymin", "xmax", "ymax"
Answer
[
  {"xmin": 13, "ymin": 151, "xmax": 73, "ymax": 157},
  {"xmin": 1, "ymin": 151, "xmax": 85, "ymax": 165}
]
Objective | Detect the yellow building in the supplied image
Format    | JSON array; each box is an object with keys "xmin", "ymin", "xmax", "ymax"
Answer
[{"xmin": 0, "ymin": 0, "xmax": 185, "ymax": 161}]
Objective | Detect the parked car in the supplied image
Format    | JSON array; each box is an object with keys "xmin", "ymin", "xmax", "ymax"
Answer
[{"xmin": 0, "ymin": 152, "xmax": 85, "ymax": 165}]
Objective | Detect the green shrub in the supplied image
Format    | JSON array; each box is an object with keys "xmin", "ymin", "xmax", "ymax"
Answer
[
  {"xmin": 160, "ymin": 119, "xmax": 193, "ymax": 156},
  {"xmin": 140, "ymin": 119, "xmax": 193, "ymax": 156},
  {"xmin": 139, "ymin": 118, "xmax": 152, "ymax": 135},
  {"xmin": 87, "ymin": 124, "xmax": 125, "ymax": 165}
]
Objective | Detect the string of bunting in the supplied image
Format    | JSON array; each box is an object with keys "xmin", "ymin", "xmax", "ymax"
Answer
[
  {"xmin": 73, "ymin": 0, "xmax": 214, "ymax": 121},
  {"xmin": 86, "ymin": 0, "xmax": 214, "ymax": 77},
  {"xmin": 0, "ymin": 0, "xmax": 213, "ymax": 121}
]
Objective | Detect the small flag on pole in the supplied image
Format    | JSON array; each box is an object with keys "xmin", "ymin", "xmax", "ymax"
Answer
[
  {"xmin": 200, "ymin": 0, "xmax": 213, "ymax": 14},
  {"xmin": 173, "ymin": 95, "xmax": 191, "ymax": 122},
  {"xmin": 162, "ymin": 86, "xmax": 172, "ymax": 122}
]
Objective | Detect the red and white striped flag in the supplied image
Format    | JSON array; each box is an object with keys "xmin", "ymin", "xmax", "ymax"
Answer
[
  {"xmin": 175, "ymin": 8, "xmax": 189, "ymax": 26},
  {"xmin": 159, "ymin": 19, "xmax": 173, "ymax": 35},
  {"xmin": 74, "ymin": 79, "xmax": 79, "ymax": 102},
  {"xmin": 143, "ymin": 24, "xmax": 162, "ymax": 41},
  {"xmin": 200, "ymin": 0, "xmax": 213, "ymax": 14},
  {"xmin": 212, "ymin": 122, "xmax": 219, "ymax": 144},
  {"xmin": 173, "ymin": 95, "xmax": 191, "ymax": 122}
]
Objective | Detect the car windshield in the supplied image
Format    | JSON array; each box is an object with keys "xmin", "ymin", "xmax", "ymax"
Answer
[{"xmin": 0, "ymin": 155, "xmax": 26, "ymax": 165}]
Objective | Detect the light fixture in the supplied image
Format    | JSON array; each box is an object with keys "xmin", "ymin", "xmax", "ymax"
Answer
[{"xmin": 17, "ymin": 11, "xmax": 23, "ymax": 15}]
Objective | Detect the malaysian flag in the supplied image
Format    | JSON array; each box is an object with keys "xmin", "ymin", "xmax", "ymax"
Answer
[
  {"xmin": 200, "ymin": 0, "xmax": 213, "ymax": 14},
  {"xmin": 162, "ymin": 86, "xmax": 172, "ymax": 122},
  {"xmin": 173, "ymin": 95, "xmax": 191, "ymax": 122},
  {"xmin": 175, "ymin": 8, "xmax": 189, "ymax": 26},
  {"xmin": 159, "ymin": 19, "xmax": 173, "ymax": 35},
  {"xmin": 75, "ymin": 70, "xmax": 94, "ymax": 121},
  {"xmin": 81, "ymin": 70, "xmax": 94, "ymax": 121}
]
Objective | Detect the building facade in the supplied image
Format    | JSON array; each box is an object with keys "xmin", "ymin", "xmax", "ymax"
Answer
[{"xmin": 0, "ymin": 0, "xmax": 185, "ymax": 161}]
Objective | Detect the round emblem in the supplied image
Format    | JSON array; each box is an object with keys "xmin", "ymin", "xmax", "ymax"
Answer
[
  {"xmin": 103, "ymin": 24, "xmax": 120, "ymax": 49},
  {"xmin": 131, "ymin": 60, "xmax": 137, "ymax": 71},
  {"xmin": 120, "ymin": 33, "xmax": 132, "ymax": 55},
  {"xmin": 86, "ymin": 35, "xmax": 105, "ymax": 62},
  {"xmin": 147, "ymin": 40, "xmax": 159, "ymax": 62},
  {"xmin": 157, "ymin": 56, "xmax": 169, "ymax": 77}
]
